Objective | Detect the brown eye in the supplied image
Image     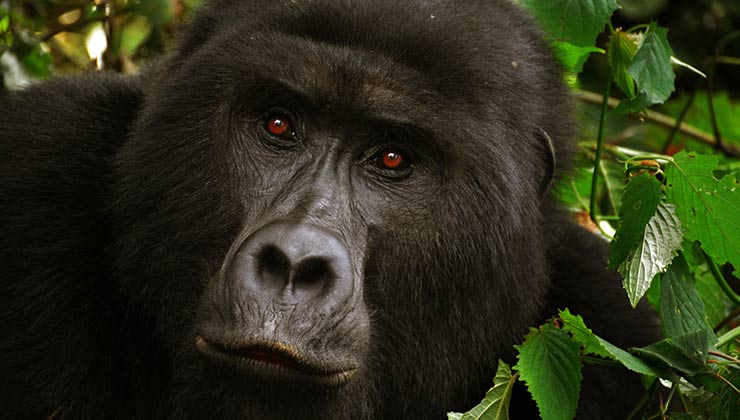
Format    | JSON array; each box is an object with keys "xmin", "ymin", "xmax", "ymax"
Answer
[
  {"xmin": 373, "ymin": 146, "xmax": 412, "ymax": 177},
  {"xmin": 381, "ymin": 150, "xmax": 404, "ymax": 169},
  {"xmin": 266, "ymin": 115, "xmax": 291, "ymax": 137}
]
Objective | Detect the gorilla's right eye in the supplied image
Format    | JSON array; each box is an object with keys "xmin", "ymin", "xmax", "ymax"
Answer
[
  {"xmin": 380, "ymin": 149, "xmax": 405, "ymax": 170},
  {"xmin": 260, "ymin": 111, "xmax": 297, "ymax": 142}
]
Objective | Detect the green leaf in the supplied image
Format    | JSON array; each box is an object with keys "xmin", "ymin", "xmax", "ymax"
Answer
[
  {"xmin": 550, "ymin": 41, "xmax": 603, "ymax": 75},
  {"xmin": 514, "ymin": 323, "xmax": 582, "ymax": 420},
  {"xmin": 447, "ymin": 360, "xmax": 516, "ymax": 420},
  {"xmin": 520, "ymin": 0, "xmax": 619, "ymax": 47},
  {"xmin": 612, "ymin": 92, "xmax": 652, "ymax": 115},
  {"xmin": 134, "ymin": 0, "xmax": 174, "ymax": 25},
  {"xmin": 680, "ymin": 381, "xmax": 718, "ymax": 417},
  {"xmin": 553, "ymin": 154, "xmax": 593, "ymax": 210},
  {"xmin": 633, "ymin": 330, "xmax": 710, "ymax": 376},
  {"xmin": 119, "ymin": 15, "xmax": 152, "ymax": 55},
  {"xmin": 665, "ymin": 151, "xmax": 740, "ymax": 276},
  {"xmin": 0, "ymin": 14, "xmax": 10, "ymax": 33},
  {"xmin": 18, "ymin": 44, "xmax": 52, "ymax": 79},
  {"xmin": 596, "ymin": 338, "xmax": 670, "ymax": 377},
  {"xmin": 620, "ymin": 202, "xmax": 684, "ymax": 306},
  {"xmin": 559, "ymin": 309, "xmax": 612, "ymax": 359},
  {"xmin": 659, "ymin": 253, "xmax": 717, "ymax": 349},
  {"xmin": 609, "ymin": 174, "xmax": 663, "ymax": 270},
  {"xmin": 608, "ymin": 29, "xmax": 642, "ymax": 97},
  {"xmin": 626, "ymin": 23, "xmax": 675, "ymax": 108},
  {"xmin": 558, "ymin": 310, "xmax": 669, "ymax": 377},
  {"xmin": 686, "ymin": 245, "xmax": 731, "ymax": 329}
]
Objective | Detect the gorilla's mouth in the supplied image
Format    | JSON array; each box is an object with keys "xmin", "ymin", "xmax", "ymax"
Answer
[{"xmin": 195, "ymin": 336, "xmax": 357, "ymax": 387}]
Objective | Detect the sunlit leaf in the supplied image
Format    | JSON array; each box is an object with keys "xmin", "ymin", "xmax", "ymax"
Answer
[
  {"xmin": 550, "ymin": 41, "xmax": 603, "ymax": 75},
  {"xmin": 665, "ymin": 151, "xmax": 740, "ymax": 276},
  {"xmin": 619, "ymin": 202, "xmax": 684, "ymax": 306},
  {"xmin": 520, "ymin": 0, "xmax": 619, "ymax": 47},
  {"xmin": 447, "ymin": 361, "xmax": 516, "ymax": 420},
  {"xmin": 608, "ymin": 29, "xmax": 642, "ymax": 97}
]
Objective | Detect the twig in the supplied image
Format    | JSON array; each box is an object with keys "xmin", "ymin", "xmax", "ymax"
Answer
[
  {"xmin": 707, "ymin": 31, "xmax": 740, "ymax": 157},
  {"xmin": 577, "ymin": 90, "xmax": 721, "ymax": 149},
  {"xmin": 715, "ymin": 307, "xmax": 740, "ymax": 333},
  {"xmin": 661, "ymin": 86, "xmax": 698, "ymax": 154}
]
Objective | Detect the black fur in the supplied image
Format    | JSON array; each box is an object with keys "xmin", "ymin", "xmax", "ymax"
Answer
[{"xmin": 0, "ymin": 1, "xmax": 660, "ymax": 419}]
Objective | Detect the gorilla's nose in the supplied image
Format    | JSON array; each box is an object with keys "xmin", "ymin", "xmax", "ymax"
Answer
[{"xmin": 236, "ymin": 222, "xmax": 353, "ymax": 304}]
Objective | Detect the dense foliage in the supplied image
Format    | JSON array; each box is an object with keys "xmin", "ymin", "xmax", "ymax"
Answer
[{"xmin": 2, "ymin": 1, "xmax": 739, "ymax": 419}]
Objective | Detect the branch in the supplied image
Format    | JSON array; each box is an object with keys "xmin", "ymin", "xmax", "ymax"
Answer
[{"xmin": 576, "ymin": 90, "xmax": 718, "ymax": 148}]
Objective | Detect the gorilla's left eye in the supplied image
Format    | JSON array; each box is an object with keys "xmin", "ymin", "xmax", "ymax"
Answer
[
  {"xmin": 267, "ymin": 116, "xmax": 290, "ymax": 136},
  {"xmin": 370, "ymin": 146, "xmax": 412, "ymax": 178}
]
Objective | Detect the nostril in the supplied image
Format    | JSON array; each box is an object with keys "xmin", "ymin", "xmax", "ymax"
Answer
[
  {"xmin": 238, "ymin": 223, "xmax": 352, "ymax": 300},
  {"xmin": 256, "ymin": 245, "xmax": 291, "ymax": 289},
  {"xmin": 293, "ymin": 257, "xmax": 335, "ymax": 289}
]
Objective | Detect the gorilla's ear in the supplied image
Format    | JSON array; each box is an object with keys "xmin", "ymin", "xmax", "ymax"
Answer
[{"xmin": 537, "ymin": 128, "xmax": 558, "ymax": 195}]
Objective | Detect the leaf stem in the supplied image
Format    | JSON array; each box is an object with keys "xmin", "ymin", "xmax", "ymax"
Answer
[
  {"xmin": 589, "ymin": 67, "xmax": 613, "ymax": 225},
  {"xmin": 714, "ymin": 372, "xmax": 740, "ymax": 395},
  {"xmin": 716, "ymin": 326, "xmax": 740, "ymax": 348},
  {"xmin": 708, "ymin": 350, "xmax": 740, "ymax": 364},
  {"xmin": 627, "ymin": 24, "xmax": 650, "ymax": 34},
  {"xmin": 703, "ymin": 250, "xmax": 740, "ymax": 306}
]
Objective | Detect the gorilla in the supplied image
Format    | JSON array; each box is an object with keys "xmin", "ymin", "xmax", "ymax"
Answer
[{"xmin": 0, "ymin": 0, "xmax": 659, "ymax": 419}]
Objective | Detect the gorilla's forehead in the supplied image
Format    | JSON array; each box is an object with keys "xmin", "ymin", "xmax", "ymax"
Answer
[
  {"xmin": 228, "ymin": 31, "xmax": 439, "ymax": 126},
  {"xmin": 185, "ymin": 0, "xmax": 544, "ymax": 117}
]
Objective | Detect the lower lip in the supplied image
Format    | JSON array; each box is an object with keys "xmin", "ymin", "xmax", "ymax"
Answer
[{"xmin": 194, "ymin": 336, "xmax": 358, "ymax": 387}]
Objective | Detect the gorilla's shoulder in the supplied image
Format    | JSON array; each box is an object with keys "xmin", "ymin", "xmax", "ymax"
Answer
[
  {"xmin": 1, "ymin": 73, "xmax": 141, "ymax": 194},
  {"xmin": 1, "ymin": 73, "xmax": 142, "ymax": 159},
  {"xmin": 0, "ymin": 73, "xmax": 142, "ymax": 266}
]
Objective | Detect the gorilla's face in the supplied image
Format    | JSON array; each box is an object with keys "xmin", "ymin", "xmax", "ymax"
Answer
[{"xmin": 112, "ymin": 1, "xmax": 568, "ymax": 418}]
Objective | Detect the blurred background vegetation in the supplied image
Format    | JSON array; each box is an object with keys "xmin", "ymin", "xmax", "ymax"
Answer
[
  {"xmin": 577, "ymin": 0, "xmax": 740, "ymax": 164},
  {"xmin": 1, "ymin": 1, "xmax": 738, "ymax": 90},
  {"xmin": 0, "ymin": 0, "xmax": 201, "ymax": 88}
]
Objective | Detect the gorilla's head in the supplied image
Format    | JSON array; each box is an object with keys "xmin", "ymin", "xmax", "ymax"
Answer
[{"xmin": 111, "ymin": 1, "xmax": 572, "ymax": 418}]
